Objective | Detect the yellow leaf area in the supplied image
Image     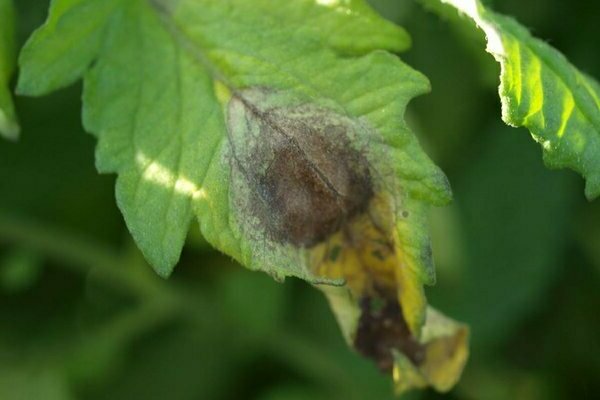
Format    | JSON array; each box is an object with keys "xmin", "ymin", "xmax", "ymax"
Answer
[{"xmin": 311, "ymin": 192, "xmax": 469, "ymax": 394}]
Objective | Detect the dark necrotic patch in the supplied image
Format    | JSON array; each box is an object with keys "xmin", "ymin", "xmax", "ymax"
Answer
[
  {"xmin": 354, "ymin": 294, "xmax": 425, "ymax": 372},
  {"xmin": 227, "ymin": 90, "xmax": 374, "ymax": 247}
]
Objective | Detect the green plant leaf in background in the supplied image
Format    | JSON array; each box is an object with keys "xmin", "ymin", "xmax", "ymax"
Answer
[
  {"xmin": 17, "ymin": 0, "xmax": 467, "ymax": 393},
  {"xmin": 0, "ymin": 0, "xmax": 19, "ymax": 139},
  {"xmin": 421, "ymin": 0, "xmax": 600, "ymax": 199}
]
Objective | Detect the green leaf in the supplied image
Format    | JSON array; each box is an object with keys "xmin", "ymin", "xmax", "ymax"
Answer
[
  {"xmin": 18, "ymin": 0, "xmax": 462, "ymax": 392},
  {"xmin": 18, "ymin": 0, "xmax": 446, "ymax": 277},
  {"xmin": 16, "ymin": 0, "xmax": 121, "ymax": 96},
  {"xmin": 0, "ymin": 0, "xmax": 19, "ymax": 139},
  {"xmin": 422, "ymin": 0, "xmax": 600, "ymax": 199}
]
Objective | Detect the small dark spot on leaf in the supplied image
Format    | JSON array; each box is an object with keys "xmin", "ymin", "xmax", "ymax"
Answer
[
  {"xmin": 402, "ymin": 210, "xmax": 409, "ymax": 218},
  {"xmin": 421, "ymin": 245, "xmax": 433, "ymax": 268},
  {"xmin": 370, "ymin": 296, "xmax": 386, "ymax": 315},
  {"xmin": 329, "ymin": 245, "xmax": 342, "ymax": 262},
  {"xmin": 373, "ymin": 238, "xmax": 389, "ymax": 246},
  {"xmin": 371, "ymin": 249, "xmax": 385, "ymax": 261}
]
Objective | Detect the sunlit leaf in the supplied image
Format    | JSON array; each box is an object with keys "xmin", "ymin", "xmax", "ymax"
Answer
[
  {"xmin": 0, "ymin": 0, "xmax": 19, "ymax": 139},
  {"xmin": 422, "ymin": 0, "xmax": 600, "ymax": 199}
]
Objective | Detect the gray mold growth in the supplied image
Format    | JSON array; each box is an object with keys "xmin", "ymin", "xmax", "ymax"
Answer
[{"xmin": 226, "ymin": 89, "xmax": 375, "ymax": 250}]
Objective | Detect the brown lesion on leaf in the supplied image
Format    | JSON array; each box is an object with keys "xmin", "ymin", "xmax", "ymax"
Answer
[
  {"xmin": 355, "ymin": 290, "xmax": 426, "ymax": 372},
  {"xmin": 227, "ymin": 90, "xmax": 374, "ymax": 248},
  {"xmin": 258, "ymin": 127, "xmax": 373, "ymax": 246},
  {"xmin": 226, "ymin": 89, "xmax": 463, "ymax": 387}
]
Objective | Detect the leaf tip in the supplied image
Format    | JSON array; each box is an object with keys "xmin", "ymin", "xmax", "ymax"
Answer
[
  {"xmin": 584, "ymin": 175, "xmax": 600, "ymax": 201},
  {"xmin": 0, "ymin": 109, "xmax": 20, "ymax": 140}
]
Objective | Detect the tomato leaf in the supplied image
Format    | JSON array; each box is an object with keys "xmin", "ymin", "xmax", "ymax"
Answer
[
  {"xmin": 0, "ymin": 0, "xmax": 19, "ymax": 139},
  {"xmin": 18, "ymin": 0, "xmax": 466, "ymax": 392},
  {"xmin": 422, "ymin": 0, "xmax": 600, "ymax": 199}
]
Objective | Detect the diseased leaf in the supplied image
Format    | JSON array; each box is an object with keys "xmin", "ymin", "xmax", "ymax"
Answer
[
  {"xmin": 323, "ymin": 286, "xmax": 468, "ymax": 394},
  {"xmin": 0, "ymin": 0, "xmax": 19, "ymax": 139},
  {"xmin": 18, "ymin": 0, "xmax": 466, "ymax": 392},
  {"xmin": 422, "ymin": 0, "xmax": 600, "ymax": 199},
  {"xmin": 17, "ymin": 0, "xmax": 418, "ymax": 277}
]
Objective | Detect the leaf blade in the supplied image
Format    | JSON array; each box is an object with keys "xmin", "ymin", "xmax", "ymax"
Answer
[
  {"xmin": 425, "ymin": 0, "xmax": 600, "ymax": 199},
  {"xmin": 0, "ymin": 0, "xmax": 19, "ymax": 139},
  {"xmin": 82, "ymin": 1, "xmax": 225, "ymax": 275},
  {"xmin": 18, "ymin": 0, "xmax": 465, "ymax": 391},
  {"xmin": 17, "ymin": 0, "xmax": 120, "ymax": 96}
]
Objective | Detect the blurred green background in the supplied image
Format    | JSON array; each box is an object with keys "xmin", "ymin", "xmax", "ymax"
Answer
[{"xmin": 1, "ymin": 1, "xmax": 598, "ymax": 399}]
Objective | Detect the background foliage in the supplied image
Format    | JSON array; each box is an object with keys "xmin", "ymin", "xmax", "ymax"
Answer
[{"xmin": 1, "ymin": 0, "xmax": 598, "ymax": 399}]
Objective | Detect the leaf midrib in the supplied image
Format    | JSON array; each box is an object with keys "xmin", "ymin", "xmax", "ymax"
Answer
[{"xmin": 147, "ymin": 0, "xmax": 370, "ymax": 208}]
